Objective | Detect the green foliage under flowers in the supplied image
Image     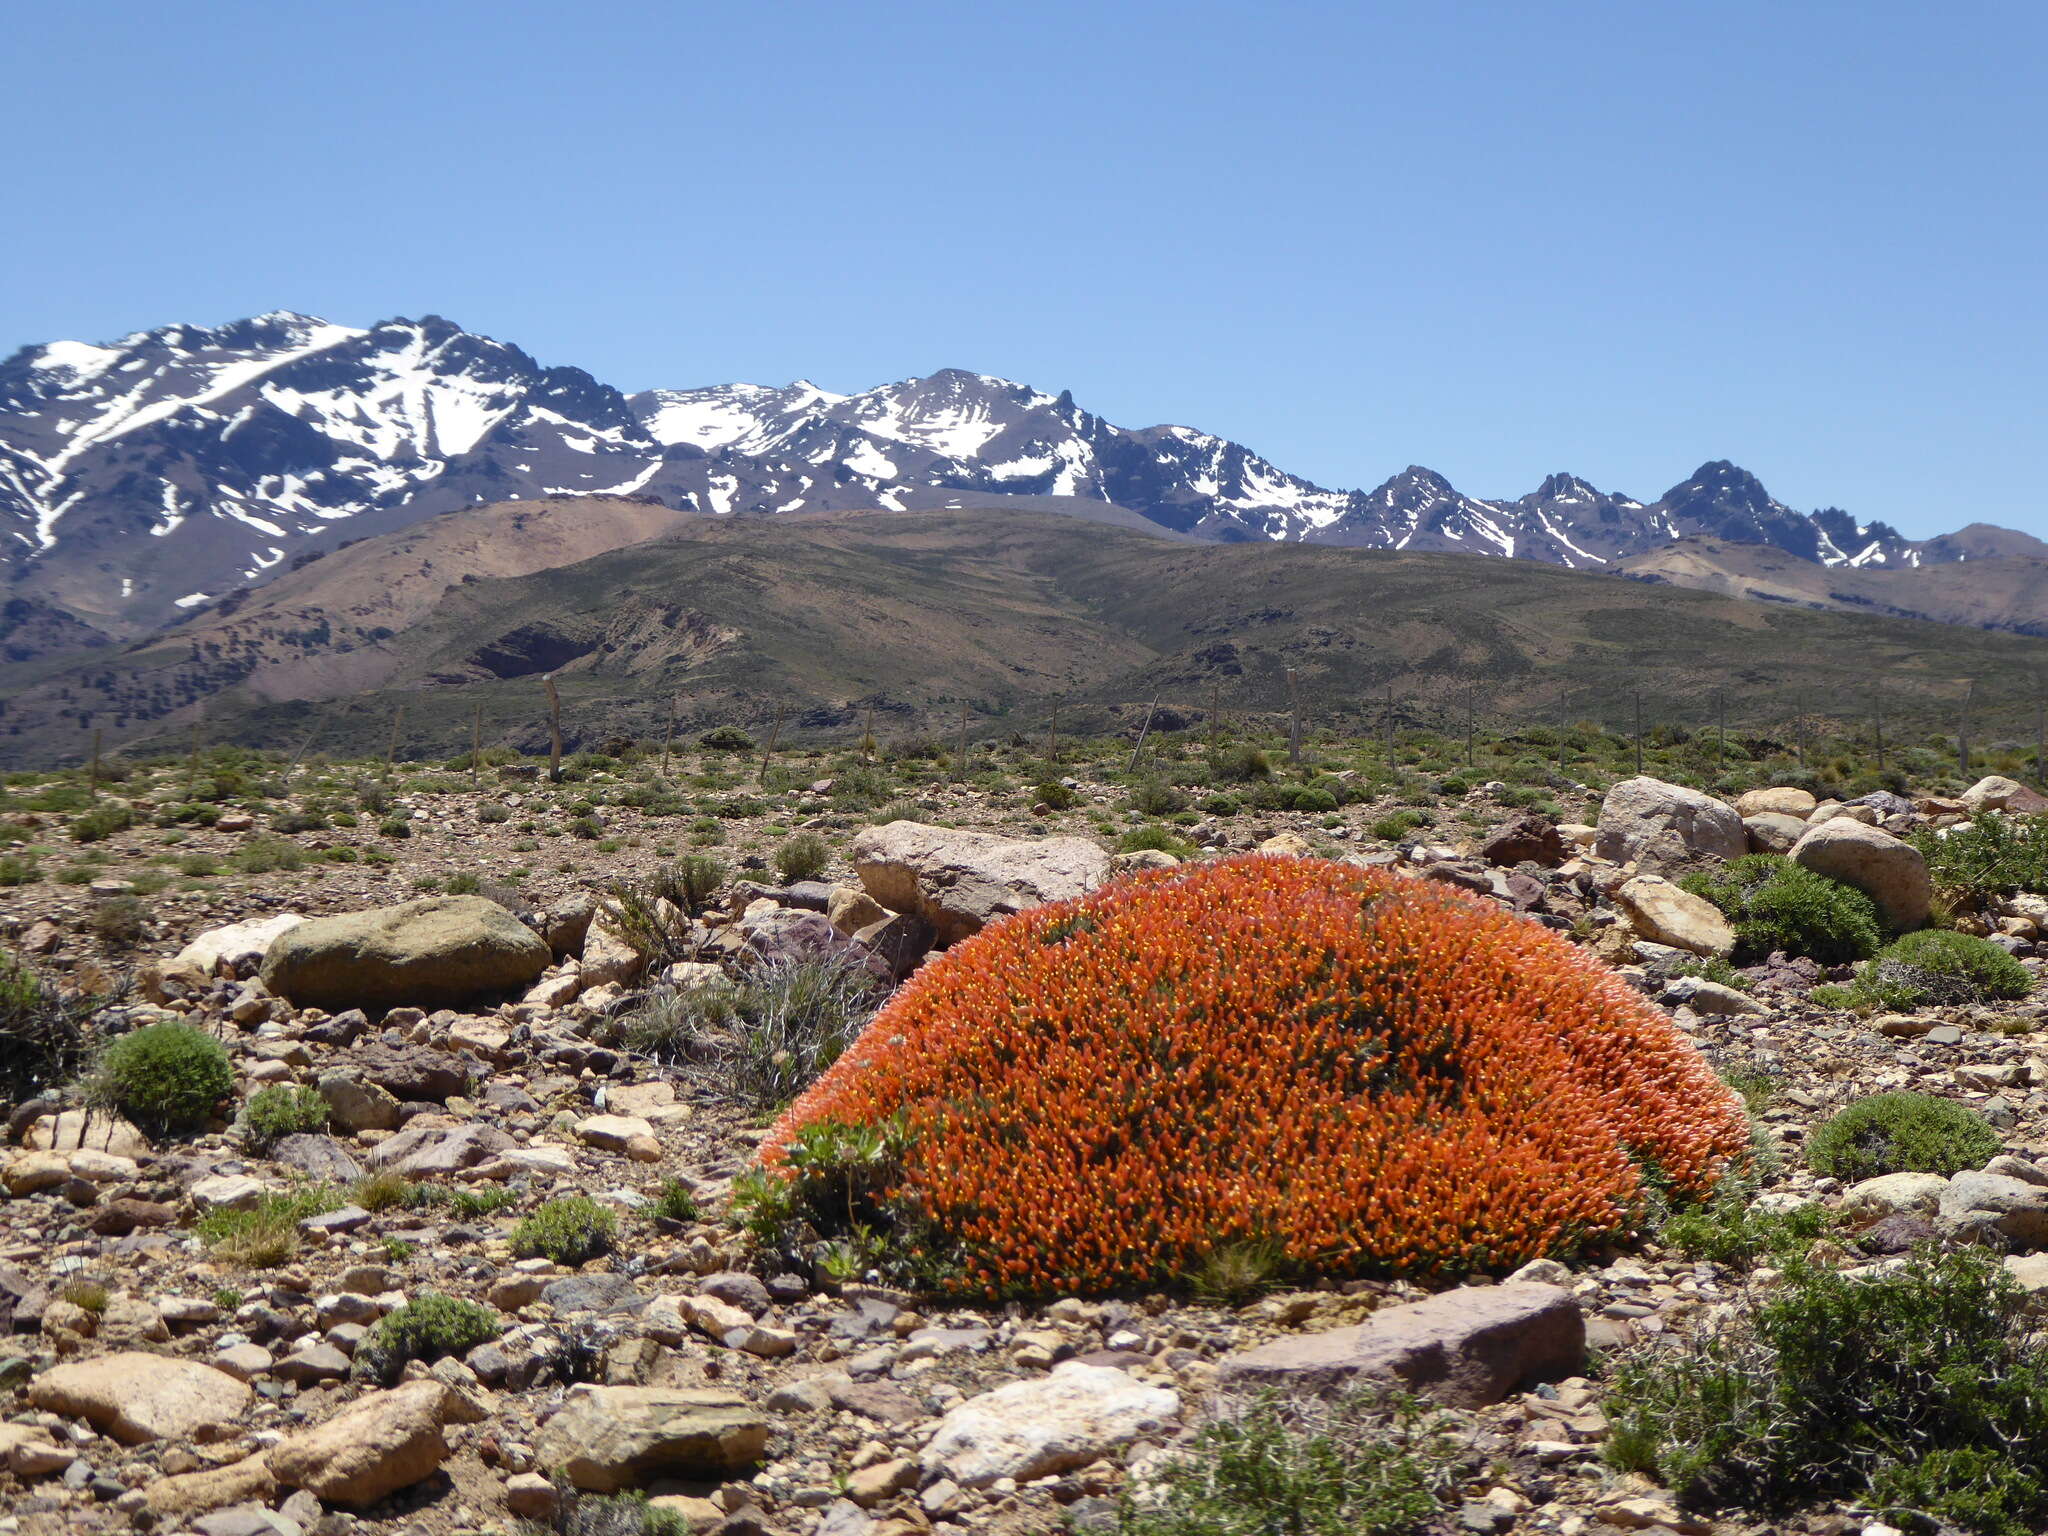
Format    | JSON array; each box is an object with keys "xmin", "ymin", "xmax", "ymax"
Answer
[
  {"xmin": 1805, "ymin": 1091, "xmax": 2003, "ymax": 1182},
  {"xmin": 92, "ymin": 1021, "xmax": 233, "ymax": 1134},
  {"xmin": 1112, "ymin": 1389, "xmax": 1458, "ymax": 1536},
  {"xmin": 238, "ymin": 1084, "xmax": 330, "ymax": 1152},
  {"xmin": 196, "ymin": 1185, "xmax": 344, "ymax": 1269},
  {"xmin": 511, "ymin": 1196, "xmax": 617, "ymax": 1266},
  {"xmin": 1913, "ymin": 812, "xmax": 2048, "ymax": 907},
  {"xmin": 353, "ymin": 1292, "xmax": 501, "ymax": 1385},
  {"xmin": 1607, "ymin": 1247, "xmax": 2048, "ymax": 1536},
  {"xmin": 1819, "ymin": 928, "xmax": 2033, "ymax": 1012},
  {"xmin": 1679, "ymin": 854, "xmax": 1883, "ymax": 964}
]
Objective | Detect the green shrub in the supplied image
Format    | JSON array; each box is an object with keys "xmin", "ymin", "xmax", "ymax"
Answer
[
  {"xmin": 1198, "ymin": 793, "xmax": 1241, "ymax": 817},
  {"xmin": 478, "ymin": 802, "xmax": 511, "ymax": 824},
  {"xmin": 648, "ymin": 1178, "xmax": 700, "ymax": 1224},
  {"xmin": 1118, "ymin": 825, "xmax": 1196, "ymax": 858},
  {"xmin": 1209, "ymin": 743, "xmax": 1273, "ymax": 783},
  {"xmin": 1679, "ymin": 854, "xmax": 1883, "ymax": 964},
  {"xmin": 1032, "ymin": 780, "xmax": 1080, "ymax": 810},
  {"xmin": 0, "ymin": 955, "xmax": 103, "ymax": 1103},
  {"xmin": 1608, "ymin": 1247, "xmax": 2048, "ymax": 1535},
  {"xmin": 378, "ymin": 816, "xmax": 412, "ymax": 839},
  {"xmin": 618, "ymin": 959, "xmax": 881, "ymax": 1109},
  {"xmin": 239, "ymin": 1085, "xmax": 330, "ymax": 1152},
  {"xmin": 92, "ymin": 1022, "xmax": 233, "ymax": 1134},
  {"xmin": 353, "ymin": 1292, "xmax": 501, "ymax": 1385},
  {"xmin": 1368, "ymin": 809, "xmax": 1432, "ymax": 842},
  {"xmin": 512, "ymin": 1196, "xmax": 617, "ymax": 1265},
  {"xmin": 69, "ymin": 804, "xmax": 133, "ymax": 843},
  {"xmin": 1914, "ymin": 812, "xmax": 2048, "ymax": 907},
  {"xmin": 1128, "ymin": 778, "xmax": 1189, "ymax": 816},
  {"xmin": 1806, "ymin": 1092, "xmax": 2002, "ymax": 1181},
  {"xmin": 0, "ymin": 853, "xmax": 37, "ymax": 886},
  {"xmin": 1829, "ymin": 929, "xmax": 2033, "ymax": 1012},
  {"xmin": 1660, "ymin": 1190, "xmax": 1827, "ymax": 1268},
  {"xmin": 1113, "ymin": 1390, "xmax": 1455, "ymax": 1536},
  {"xmin": 775, "ymin": 831, "xmax": 831, "ymax": 883},
  {"xmin": 196, "ymin": 1185, "xmax": 343, "ymax": 1269},
  {"xmin": 230, "ymin": 837, "xmax": 304, "ymax": 874},
  {"xmin": 88, "ymin": 894, "xmax": 148, "ymax": 949},
  {"xmin": 698, "ymin": 725, "xmax": 756, "ymax": 752}
]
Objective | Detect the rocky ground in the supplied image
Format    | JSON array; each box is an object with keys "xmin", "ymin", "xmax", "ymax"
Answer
[{"xmin": 3, "ymin": 741, "xmax": 2047, "ymax": 1536}]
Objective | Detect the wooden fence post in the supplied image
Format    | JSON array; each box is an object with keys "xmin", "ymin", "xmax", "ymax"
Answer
[
  {"xmin": 384, "ymin": 703, "xmax": 405, "ymax": 778},
  {"xmin": 543, "ymin": 675, "xmax": 564, "ymax": 783},
  {"xmin": 1286, "ymin": 669, "xmax": 1302, "ymax": 766},
  {"xmin": 661, "ymin": 697, "xmax": 677, "ymax": 777},
  {"xmin": 88, "ymin": 729, "xmax": 102, "ymax": 802},
  {"xmin": 1047, "ymin": 699, "xmax": 1060, "ymax": 766},
  {"xmin": 1127, "ymin": 695, "xmax": 1161, "ymax": 774},
  {"xmin": 470, "ymin": 704, "xmax": 483, "ymax": 791},
  {"xmin": 757, "ymin": 705, "xmax": 787, "ymax": 786},
  {"xmin": 955, "ymin": 703, "xmax": 970, "ymax": 781}
]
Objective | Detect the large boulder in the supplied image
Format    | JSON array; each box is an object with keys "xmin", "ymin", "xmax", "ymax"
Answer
[
  {"xmin": 1594, "ymin": 777, "xmax": 1746, "ymax": 870},
  {"xmin": 1961, "ymin": 776, "xmax": 2048, "ymax": 815},
  {"xmin": 265, "ymin": 1379, "xmax": 452, "ymax": 1506},
  {"xmin": 1612, "ymin": 875, "xmax": 1735, "ymax": 957},
  {"xmin": 1789, "ymin": 819, "xmax": 1932, "ymax": 931},
  {"xmin": 1215, "ymin": 1283, "xmax": 1584, "ymax": 1407},
  {"xmin": 1744, "ymin": 812, "xmax": 1808, "ymax": 855},
  {"xmin": 30, "ymin": 1352, "xmax": 251, "ymax": 1443},
  {"xmin": 173, "ymin": 913, "xmax": 306, "ymax": 978},
  {"xmin": 535, "ymin": 1386, "xmax": 768, "ymax": 1492},
  {"xmin": 851, "ymin": 821, "xmax": 1111, "ymax": 946},
  {"xmin": 920, "ymin": 1363, "xmax": 1179, "ymax": 1488},
  {"xmin": 1939, "ymin": 1171, "xmax": 2048, "ymax": 1248},
  {"xmin": 259, "ymin": 895, "xmax": 550, "ymax": 1010},
  {"xmin": 1735, "ymin": 787, "xmax": 1818, "ymax": 819}
]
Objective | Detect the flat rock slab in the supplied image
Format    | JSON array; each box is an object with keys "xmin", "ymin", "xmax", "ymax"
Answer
[
  {"xmin": 535, "ymin": 1385, "xmax": 768, "ymax": 1491},
  {"xmin": 920, "ymin": 1362, "xmax": 1178, "ymax": 1488},
  {"xmin": 851, "ymin": 820, "xmax": 1110, "ymax": 946},
  {"xmin": 260, "ymin": 894, "xmax": 549, "ymax": 1011},
  {"xmin": 1215, "ymin": 1282, "xmax": 1584, "ymax": 1407},
  {"xmin": 30, "ymin": 1351, "xmax": 252, "ymax": 1443},
  {"xmin": 266, "ymin": 1379, "xmax": 451, "ymax": 1506}
]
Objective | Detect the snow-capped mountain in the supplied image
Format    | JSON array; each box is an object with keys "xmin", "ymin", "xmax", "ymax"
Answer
[{"xmin": 0, "ymin": 312, "xmax": 2031, "ymax": 648}]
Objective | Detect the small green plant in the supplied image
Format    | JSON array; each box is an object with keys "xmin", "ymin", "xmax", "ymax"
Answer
[
  {"xmin": 92, "ymin": 1021, "xmax": 233, "ymax": 1134},
  {"xmin": 1806, "ymin": 1091, "xmax": 2003, "ymax": 1181},
  {"xmin": 212, "ymin": 1286, "xmax": 244, "ymax": 1311},
  {"xmin": 1209, "ymin": 742, "xmax": 1273, "ymax": 783},
  {"xmin": 774, "ymin": 831, "xmax": 831, "ymax": 883},
  {"xmin": 512, "ymin": 1196, "xmax": 617, "ymax": 1266},
  {"xmin": 353, "ymin": 1292, "xmax": 502, "ymax": 1385},
  {"xmin": 699, "ymin": 725, "xmax": 756, "ymax": 752},
  {"xmin": 238, "ymin": 1084, "xmax": 330, "ymax": 1152},
  {"xmin": 69, "ymin": 804, "xmax": 134, "ymax": 844},
  {"xmin": 1032, "ymin": 780, "xmax": 1080, "ymax": 810},
  {"xmin": 648, "ymin": 1178, "xmax": 701, "ymax": 1225},
  {"xmin": 0, "ymin": 853, "xmax": 37, "ymax": 886},
  {"xmin": 1674, "ymin": 955, "xmax": 1752, "ymax": 992},
  {"xmin": 88, "ymin": 893, "xmax": 149, "ymax": 949},
  {"xmin": 378, "ymin": 816, "xmax": 412, "ymax": 839},
  {"xmin": 1367, "ymin": 809, "xmax": 1432, "ymax": 842},
  {"xmin": 1113, "ymin": 1389, "xmax": 1455, "ymax": 1536},
  {"xmin": 196, "ymin": 1185, "xmax": 344, "ymax": 1269},
  {"xmin": 478, "ymin": 802, "xmax": 511, "ymax": 824},
  {"xmin": 1608, "ymin": 1247, "xmax": 2048, "ymax": 1536},
  {"xmin": 1913, "ymin": 811, "xmax": 2048, "ymax": 908},
  {"xmin": 444, "ymin": 871, "xmax": 481, "ymax": 895},
  {"xmin": 405, "ymin": 1181, "xmax": 519, "ymax": 1218},
  {"xmin": 1191, "ymin": 1238, "xmax": 1287, "ymax": 1303},
  {"xmin": 0, "ymin": 954, "xmax": 104, "ymax": 1102},
  {"xmin": 1118, "ymin": 824, "xmax": 1196, "ymax": 858},
  {"xmin": 1680, "ymin": 854, "xmax": 1883, "ymax": 964},
  {"xmin": 60, "ymin": 1279, "xmax": 110, "ymax": 1314},
  {"xmin": 1823, "ymin": 928, "xmax": 2033, "ymax": 1012},
  {"xmin": 230, "ymin": 836, "xmax": 305, "ymax": 874},
  {"xmin": 620, "ymin": 959, "xmax": 881, "ymax": 1108},
  {"xmin": 1660, "ymin": 1191, "xmax": 1828, "ymax": 1268},
  {"xmin": 349, "ymin": 1169, "xmax": 416, "ymax": 1212},
  {"xmin": 383, "ymin": 1236, "xmax": 415, "ymax": 1261}
]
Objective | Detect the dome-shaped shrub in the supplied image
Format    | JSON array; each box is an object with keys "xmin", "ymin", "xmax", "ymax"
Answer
[{"xmin": 758, "ymin": 856, "xmax": 1749, "ymax": 1295}]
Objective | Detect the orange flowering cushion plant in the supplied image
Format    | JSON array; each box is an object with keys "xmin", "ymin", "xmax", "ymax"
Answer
[{"xmin": 756, "ymin": 855, "xmax": 1749, "ymax": 1296}]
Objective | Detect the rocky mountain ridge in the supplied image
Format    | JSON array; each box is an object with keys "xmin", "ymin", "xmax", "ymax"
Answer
[{"xmin": 4, "ymin": 312, "xmax": 2032, "ymax": 648}]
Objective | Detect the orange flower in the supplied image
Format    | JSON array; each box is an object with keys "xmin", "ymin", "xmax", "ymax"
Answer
[{"xmin": 762, "ymin": 856, "xmax": 1749, "ymax": 1295}]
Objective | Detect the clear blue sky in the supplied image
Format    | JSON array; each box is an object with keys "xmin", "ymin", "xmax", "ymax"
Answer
[{"xmin": 5, "ymin": 0, "xmax": 2041, "ymax": 536}]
